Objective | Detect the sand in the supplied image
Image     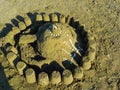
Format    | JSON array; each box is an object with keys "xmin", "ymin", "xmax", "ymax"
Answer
[{"xmin": 0, "ymin": 0, "xmax": 120, "ymax": 90}]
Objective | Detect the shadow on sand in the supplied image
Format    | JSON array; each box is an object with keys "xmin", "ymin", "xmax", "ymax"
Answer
[{"xmin": 0, "ymin": 63, "xmax": 12, "ymax": 90}]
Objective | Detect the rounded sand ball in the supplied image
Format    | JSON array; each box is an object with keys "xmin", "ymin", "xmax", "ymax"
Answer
[
  {"xmin": 38, "ymin": 72, "xmax": 49, "ymax": 87},
  {"xmin": 25, "ymin": 68, "xmax": 36, "ymax": 84},
  {"xmin": 16, "ymin": 61, "xmax": 27, "ymax": 75},
  {"xmin": 73, "ymin": 67, "xmax": 83, "ymax": 79},
  {"xmin": 62, "ymin": 69, "xmax": 73, "ymax": 85},
  {"xmin": 51, "ymin": 71, "xmax": 61, "ymax": 85}
]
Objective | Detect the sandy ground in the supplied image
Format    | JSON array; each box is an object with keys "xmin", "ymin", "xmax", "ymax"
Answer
[{"xmin": 0, "ymin": 0, "xmax": 120, "ymax": 90}]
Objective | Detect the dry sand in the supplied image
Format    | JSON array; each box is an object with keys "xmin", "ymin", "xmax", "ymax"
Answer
[{"xmin": 0, "ymin": 0, "xmax": 120, "ymax": 90}]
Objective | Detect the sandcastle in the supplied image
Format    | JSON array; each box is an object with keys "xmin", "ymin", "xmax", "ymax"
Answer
[{"xmin": 0, "ymin": 12, "xmax": 97, "ymax": 86}]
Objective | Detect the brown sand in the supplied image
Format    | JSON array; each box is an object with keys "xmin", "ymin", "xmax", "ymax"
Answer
[{"xmin": 0, "ymin": 0, "xmax": 120, "ymax": 90}]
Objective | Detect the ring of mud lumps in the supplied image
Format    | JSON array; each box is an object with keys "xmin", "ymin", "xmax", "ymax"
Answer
[{"xmin": 0, "ymin": 12, "xmax": 97, "ymax": 86}]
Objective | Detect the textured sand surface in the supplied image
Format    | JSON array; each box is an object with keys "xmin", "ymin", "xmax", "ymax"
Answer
[{"xmin": 0, "ymin": 0, "xmax": 120, "ymax": 90}]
